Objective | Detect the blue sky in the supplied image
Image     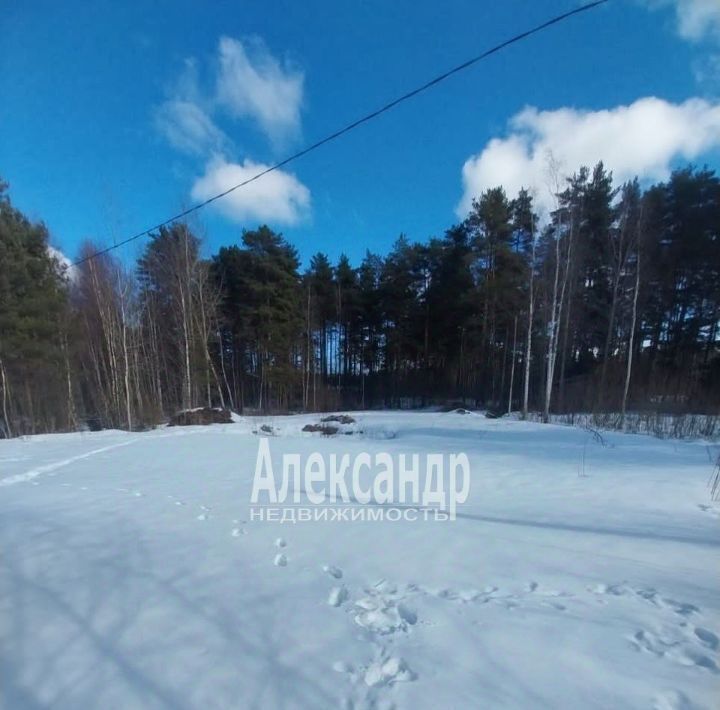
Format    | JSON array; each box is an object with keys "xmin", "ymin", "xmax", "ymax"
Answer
[{"xmin": 1, "ymin": 0, "xmax": 719, "ymax": 268}]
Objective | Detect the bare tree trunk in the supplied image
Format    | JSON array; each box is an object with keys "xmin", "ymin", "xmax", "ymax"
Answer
[
  {"xmin": 361, "ymin": 337, "xmax": 366, "ymax": 409},
  {"xmin": 119, "ymin": 276, "xmax": 132, "ymax": 431},
  {"xmin": 179, "ymin": 284, "xmax": 193, "ymax": 410},
  {"xmin": 258, "ymin": 351, "xmax": 265, "ymax": 411},
  {"xmin": 544, "ymin": 212, "xmax": 573, "ymax": 423},
  {"xmin": 132, "ymin": 335, "xmax": 145, "ymax": 424},
  {"xmin": 304, "ymin": 286, "xmax": 311, "ymax": 410},
  {"xmin": 174, "ymin": 229, "xmax": 195, "ymax": 411},
  {"xmin": 61, "ymin": 332, "xmax": 77, "ymax": 431},
  {"xmin": 508, "ymin": 315, "xmax": 518, "ymax": 415},
  {"xmin": 0, "ymin": 355, "xmax": 12, "ymax": 438},
  {"xmin": 599, "ymin": 269, "xmax": 621, "ymax": 402},
  {"xmin": 544, "ymin": 224, "xmax": 562, "ymax": 423},
  {"xmin": 499, "ymin": 327, "xmax": 509, "ymax": 411},
  {"xmin": 600, "ymin": 201, "xmax": 631, "ymax": 408},
  {"xmin": 193, "ymin": 264, "xmax": 222, "ymax": 409},
  {"xmin": 144, "ymin": 298, "xmax": 164, "ymax": 418},
  {"xmin": 312, "ymin": 337, "xmax": 317, "ymax": 412},
  {"xmin": 337, "ymin": 282, "xmax": 343, "ymax": 391},
  {"xmin": 557, "ymin": 268, "xmax": 574, "ymax": 412},
  {"xmin": 25, "ymin": 378, "xmax": 36, "ymax": 435},
  {"xmin": 522, "ymin": 225, "xmax": 536, "ymax": 419},
  {"xmin": 622, "ymin": 249, "xmax": 641, "ymax": 422},
  {"xmin": 218, "ymin": 333, "xmax": 235, "ymax": 411},
  {"xmin": 84, "ymin": 257, "xmax": 124, "ymax": 427}
]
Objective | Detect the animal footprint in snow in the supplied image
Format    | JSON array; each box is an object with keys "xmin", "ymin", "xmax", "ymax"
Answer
[
  {"xmin": 197, "ymin": 505, "xmax": 211, "ymax": 520},
  {"xmin": 590, "ymin": 583, "xmax": 698, "ymax": 617},
  {"xmin": 526, "ymin": 581, "xmax": 569, "ymax": 597},
  {"xmin": 694, "ymin": 627, "xmax": 719, "ymax": 650},
  {"xmin": 697, "ymin": 504, "xmax": 720, "ymax": 518},
  {"xmin": 660, "ymin": 598, "xmax": 699, "ymax": 617},
  {"xmin": 363, "ymin": 656, "xmax": 416, "ymax": 687},
  {"xmin": 274, "ymin": 553, "xmax": 288, "ymax": 567},
  {"xmin": 423, "ymin": 585, "xmax": 495, "ymax": 604},
  {"xmin": 274, "ymin": 537, "xmax": 287, "ymax": 548},
  {"xmin": 589, "ymin": 582, "xmax": 627, "ymax": 596},
  {"xmin": 542, "ymin": 601, "xmax": 567, "ymax": 611},
  {"xmin": 636, "ymin": 589, "xmax": 699, "ymax": 617},
  {"xmin": 653, "ymin": 689, "xmax": 694, "ymax": 710},
  {"xmin": 354, "ymin": 594, "xmax": 417, "ymax": 634},
  {"xmin": 328, "ymin": 586, "xmax": 349, "ymax": 607},
  {"xmin": 332, "ymin": 660, "xmax": 353, "ymax": 674},
  {"xmin": 632, "ymin": 628, "xmax": 677, "ymax": 657},
  {"xmin": 231, "ymin": 528, "xmax": 247, "ymax": 537},
  {"xmin": 323, "ymin": 564, "xmax": 343, "ymax": 579},
  {"xmin": 632, "ymin": 628, "xmax": 719, "ymax": 673},
  {"xmin": 675, "ymin": 648, "xmax": 719, "ymax": 672},
  {"xmin": 396, "ymin": 603, "xmax": 417, "ymax": 624},
  {"xmin": 458, "ymin": 589, "xmax": 481, "ymax": 602},
  {"xmin": 436, "ymin": 588, "xmax": 459, "ymax": 600}
]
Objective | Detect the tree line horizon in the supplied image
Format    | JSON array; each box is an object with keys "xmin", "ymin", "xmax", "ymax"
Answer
[{"xmin": 0, "ymin": 159, "xmax": 718, "ymax": 437}]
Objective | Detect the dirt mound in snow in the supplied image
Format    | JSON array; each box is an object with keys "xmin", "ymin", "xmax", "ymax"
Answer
[
  {"xmin": 321, "ymin": 414, "xmax": 356, "ymax": 424},
  {"xmin": 168, "ymin": 408, "xmax": 233, "ymax": 426},
  {"xmin": 302, "ymin": 423, "xmax": 339, "ymax": 436},
  {"xmin": 484, "ymin": 410, "xmax": 506, "ymax": 419},
  {"xmin": 441, "ymin": 402, "xmax": 476, "ymax": 413}
]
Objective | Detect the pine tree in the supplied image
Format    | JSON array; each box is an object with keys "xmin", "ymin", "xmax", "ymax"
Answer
[{"xmin": 0, "ymin": 179, "xmax": 70, "ymax": 436}]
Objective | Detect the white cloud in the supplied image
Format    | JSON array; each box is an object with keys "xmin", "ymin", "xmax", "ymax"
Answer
[
  {"xmin": 671, "ymin": 0, "xmax": 720, "ymax": 41},
  {"xmin": 457, "ymin": 97, "xmax": 720, "ymax": 218},
  {"xmin": 155, "ymin": 38, "xmax": 311, "ymax": 224},
  {"xmin": 48, "ymin": 245, "xmax": 78, "ymax": 283},
  {"xmin": 154, "ymin": 56, "xmax": 230, "ymax": 157},
  {"xmin": 191, "ymin": 157, "xmax": 310, "ymax": 225},
  {"xmin": 154, "ymin": 99, "xmax": 230, "ymax": 156},
  {"xmin": 155, "ymin": 36, "xmax": 305, "ymax": 153},
  {"xmin": 643, "ymin": 0, "xmax": 720, "ymax": 41},
  {"xmin": 694, "ymin": 52, "xmax": 720, "ymax": 86},
  {"xmin": 215, "ymin": 36, "xmax": 304, "ymax": 145}
]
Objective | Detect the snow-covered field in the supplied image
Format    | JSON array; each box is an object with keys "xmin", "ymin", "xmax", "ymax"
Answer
[{"xmin": 1, "ymin": 412, "xmax": 718, "ymax": 709}]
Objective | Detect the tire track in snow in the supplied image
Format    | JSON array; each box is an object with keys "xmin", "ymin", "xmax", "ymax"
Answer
[{"xmin": 0, "ymin": 438, "xmax": 141, "ymax": 487}]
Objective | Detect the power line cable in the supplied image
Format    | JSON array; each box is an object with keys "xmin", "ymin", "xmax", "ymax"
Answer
[{"xmin": 72, "ymin": 0, "xmax": 609, "ymax": 267}]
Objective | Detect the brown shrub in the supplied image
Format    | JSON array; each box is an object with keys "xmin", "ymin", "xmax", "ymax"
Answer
[{"xmin": 168, "ymin": 408, "xmax": 233, "ymax": 426}]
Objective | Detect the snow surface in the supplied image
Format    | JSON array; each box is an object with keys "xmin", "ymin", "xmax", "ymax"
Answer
[{"xmin": 1, "ymin": 412, "xmax": 718, "ymax": 709}]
